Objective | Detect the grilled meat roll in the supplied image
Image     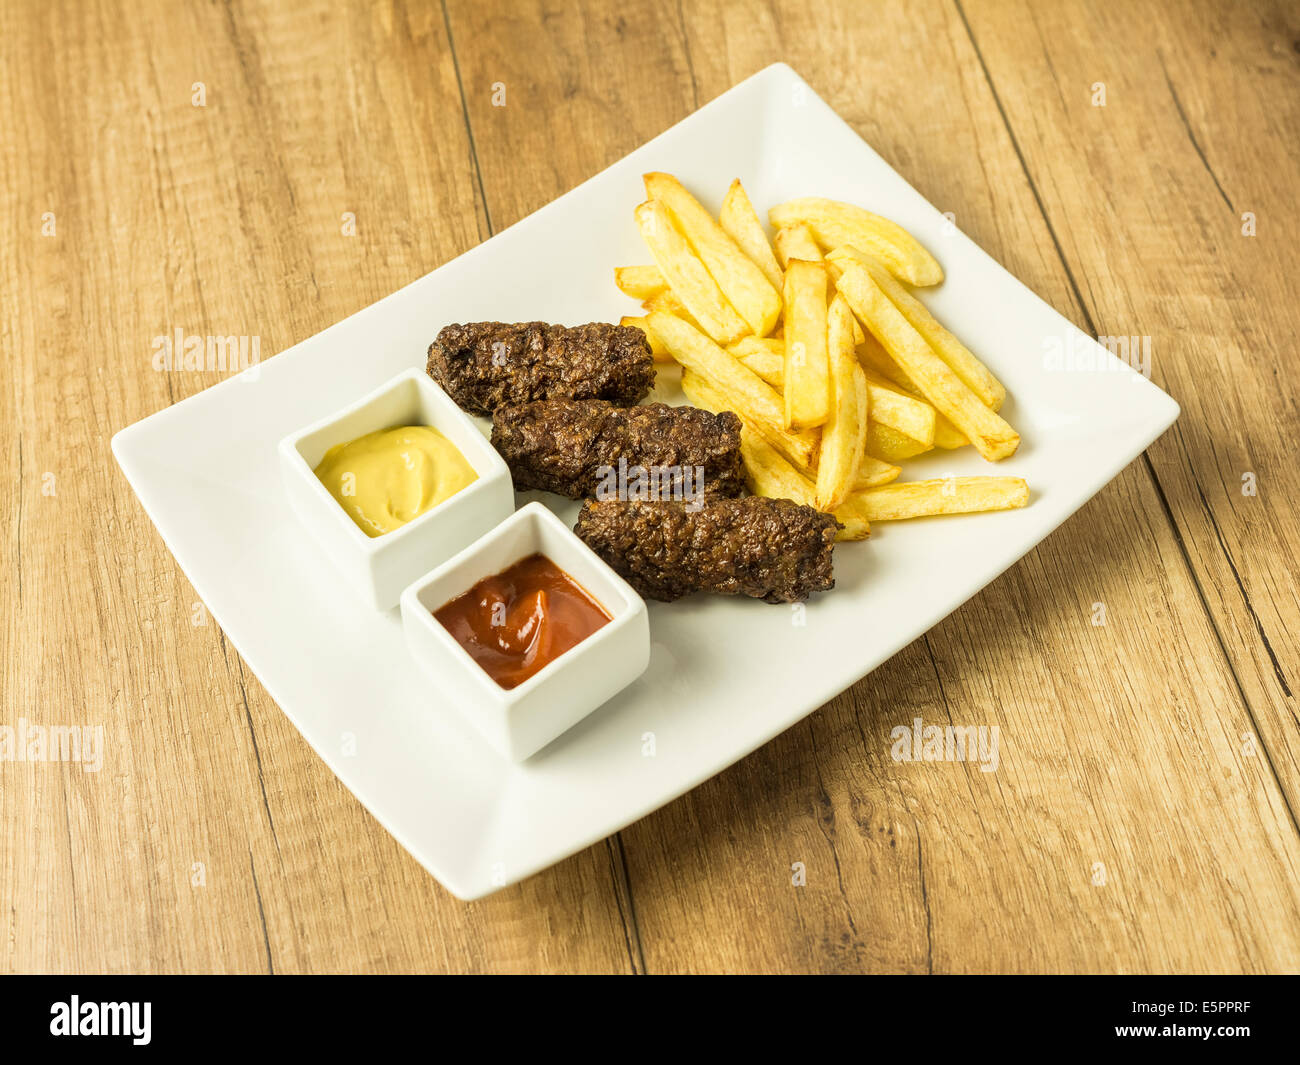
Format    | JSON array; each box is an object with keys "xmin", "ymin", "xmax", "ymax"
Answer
[
  {"xmin": 491, "ymin": 399, "xmax": 745, "ymax": 500},
  {"xmin": 574, "ymin": 497, "xmax": 839, "ymax": 603},
  {"xmin": 427, "ymin": 321, "xmax": 654, "ymax": 415}
]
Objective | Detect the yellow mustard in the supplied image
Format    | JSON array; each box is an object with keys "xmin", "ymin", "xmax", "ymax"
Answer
[{"xmin": 314, "ymin": 425, "xmax": 477, "ymax": 537}]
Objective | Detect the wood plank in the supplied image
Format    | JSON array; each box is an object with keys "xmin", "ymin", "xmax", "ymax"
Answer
[
  {"xmin": 438, "ymin": 0, "xmax": 1299, "ymax": 972},
  {"xmin": 624, "ymin": 475, "xmax": 1300, "ymax": 973},
  {"xmin": 0, "ymin": 0, "xmax": 633, "ymax": 973},
  {"xmin": 444, "ymin": 0, "xmax": 695, "ymax": 229},
  {"xmin": 958, "ymin": 0, "xmax": 1300, "ymax": 823}
]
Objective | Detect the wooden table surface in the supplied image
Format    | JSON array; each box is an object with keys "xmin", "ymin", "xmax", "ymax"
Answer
[{"xmin": 3, "ymin": 0, "xmax": 1298, "ymax": 974}]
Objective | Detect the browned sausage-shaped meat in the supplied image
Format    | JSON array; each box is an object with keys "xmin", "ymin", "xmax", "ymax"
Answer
[
  {"xmin": 574, "ymin": 497, "xmax": 839, "ymax": 604},
  {"xmin": 491, "ymin": 399, "xmax": 745, "ymax": 500},
  {"xmin": 427, "ymin": 322, "xmax": 654, "ymax": 415}
]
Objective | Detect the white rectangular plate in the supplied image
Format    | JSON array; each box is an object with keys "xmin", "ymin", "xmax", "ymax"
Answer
[{"xmin": 114, "ymin": 64, "xmax": 1179, "ymax": 899}]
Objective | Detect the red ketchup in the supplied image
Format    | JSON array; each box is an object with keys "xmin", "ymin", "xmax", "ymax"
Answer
[{"xmin": 434, "ymin": 554, "xmax": 611, "ymax": 690}]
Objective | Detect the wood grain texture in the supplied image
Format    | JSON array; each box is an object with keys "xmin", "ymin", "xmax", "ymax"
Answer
[
  {"xmin": 1, "ymin": 0, "xmax": 1297, "ymax": 973},
  {"xmin": 959, "ymin": 0, "xmax": 1300, "ymax": 809}
]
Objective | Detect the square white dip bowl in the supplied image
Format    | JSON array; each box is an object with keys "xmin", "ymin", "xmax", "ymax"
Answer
[
  {"xmin": 401, "ymin": 502, "xmax": 651, "ymax": 761},
  {"xmin": 278, "ymin": 367, "xmax": 514, "ymax": 610}
]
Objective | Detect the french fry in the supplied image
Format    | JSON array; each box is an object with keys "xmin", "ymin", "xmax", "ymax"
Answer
[
  {"xmin": 853, "ymin": 456, "xmax": 902, "ymax": 489},
  {"xmin": 730, "ymin": 335, "xmax": 786, "ymax": 357},
  {"xmin": 932, "ymin": 418, "xmax": 970, "ymax": 450},
  {"xmin": 849, "ymin": 477, "xmax": 1029, "ymax": 521},
  {"xmin": 773, "ymin": 226, "xmax": 863, "ymax": 343},
  {"xmin": 642, "ymin": 288, "xmax": 703, "ymax": 332},
  {"xmin": 846, "ymin": 370, "xmax": 872, "ymax": 483},
  {"xmin": 773, "ymin": 224, "xmax": 823, "ymax": 269},
  {"xmin": 815, "ymin": 296, "xmax": 869, "ymax": 510},
  {"xmin": 635, "ymin": 199, "xmax": 749, "ymax": 345},
  {"xmin": 644, "ymin": 172, "xmax": 782, "ymax": 336},
  {"xmin": 620, "ymin": 315, "xmax": 675, "ymax": 364},
  {"xmin": 769, "ymin": 197, "xmax": 944, "ymax": 286},
  {"xmin": 653, "ymin": 313, "xmax": 817, "ymax": 469},
  {"xmin": 857, "ymin": 330, "xmax": 917, "ymax": 389},
  {"xmin": 832, "ymin": 260, "xmax": 1019, "ymax": 460},
  {"xmin": 728, "ymin": 337, "xmax": 784, "ymax": 388},
  {"xmin": 733, "ymin": 338, "xmax": 937, "ymax": 454},
  {"xmin": 740, "ymin": 427, "xmax": 870, "ymax": 541},
  {"xmin": 829, "ymin": 246, "xmax": 1005, "ymax": 409},
  {"xmin": 679, "ymin": 366, "xmax": 820, "ymax": 476},
  {"xmin": 719, "ymin": 179, "xmax": 783, "ymax": 291},
  {"xmin": 725, "ymin": 326, "xmax": 894, "ymax": 493},
  {"xmin": 782, "ymin": 260, "xmax": 831, "ymax": 429},
  {"xmin": 862, "ymin": 370, "xmax": 936, "ymax": 446},
  {"xmin": 614, "ymin": 265, "xmax": 668, "ymax": 300},
  {"xmin": 679, "ymin": 366, "xmax": 819, "ymax": 474},
  {"xmin": 865, "ymin": 421, "xmax": 932, "ymax": 463},
  {"xmin": 858, "ymin": 333, "xmax": 969, "ymax": 448}
]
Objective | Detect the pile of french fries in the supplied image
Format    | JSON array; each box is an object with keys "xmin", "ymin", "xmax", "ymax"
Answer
[{"xmin": 617, "ymin": 174, "xmax": 1029, "ymax": 541}]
